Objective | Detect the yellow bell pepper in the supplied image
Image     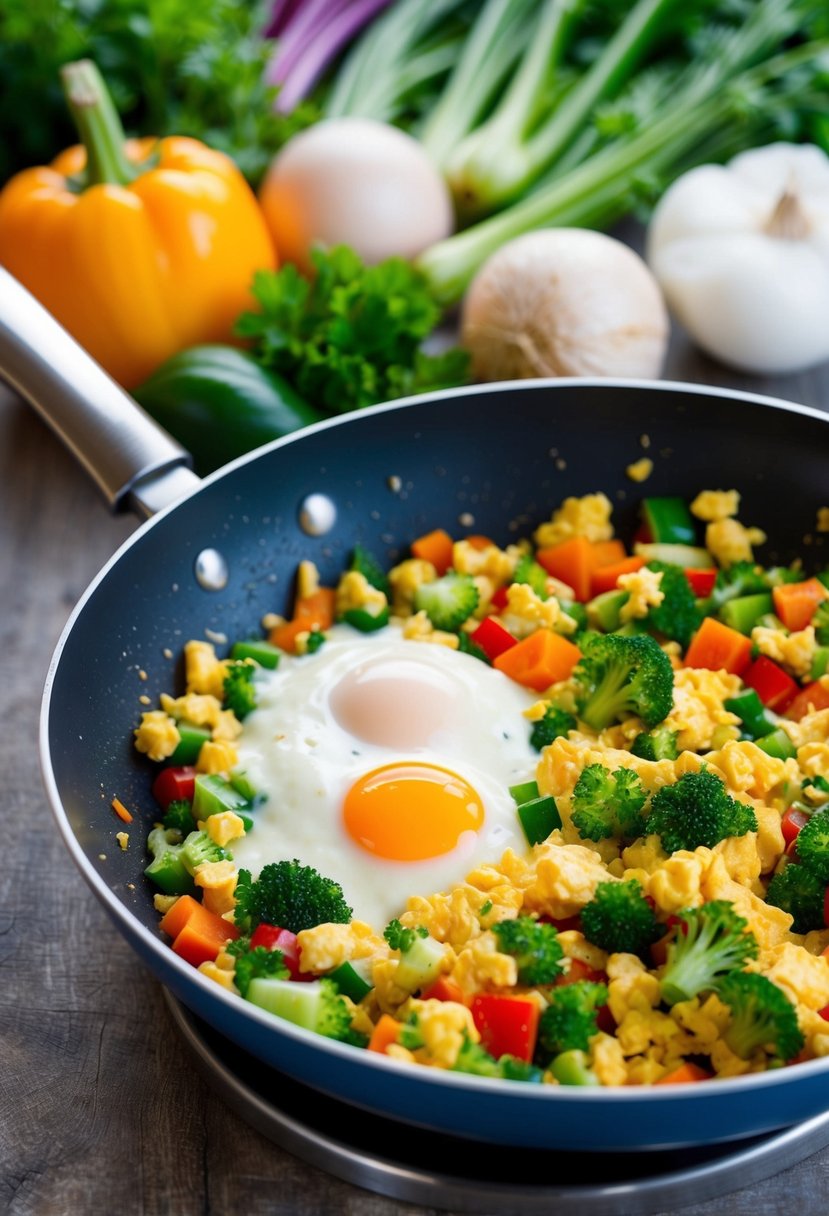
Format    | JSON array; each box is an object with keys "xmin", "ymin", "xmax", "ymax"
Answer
[{"xmin": 0, "ymin": 60, "xmax": 276, "ymax": 389}]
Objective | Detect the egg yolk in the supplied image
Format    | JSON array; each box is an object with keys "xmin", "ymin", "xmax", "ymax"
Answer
[{"xmin": 343, "ymin": 762, "xmax": 484, "ymax": 861}]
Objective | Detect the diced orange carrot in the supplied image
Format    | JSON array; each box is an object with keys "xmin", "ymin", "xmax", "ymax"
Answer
[
  {"xmin": 368, "ymin": 1014, "xmax": 401, "ymax": 1054},
  {"xmin": 465, "ymin": 534, "xmax": 495, "ymax": 551},
  {"xmin": 411, "ymin": 528, "xmax": 454, "ymax": 574},
  {"xmin": 684, "ymin": 616, "xmax": 752, "ymax": 675},
  {"xmin": 590, "ymin": 556, "xmax": 646, "ymax": 597},
  {"xmin": 173, "ymin": 909, "xmax": 240, "ymax": 968},
  {"xmin": 158, "ymin": 894, "xmax": 202, "ymax": 940},
  {"xmin": 787, "ymin": 679, "xmax": 829, "ymax": 722},
  {"xmin": 536, "ymin": 535, "xmax": 596, "ymax": 602},
  {"xmin": 591, "ymin": 539, "xmax": 627, "ymax": 568},
  {"xmin": 493, "ymin": 629, "xmax": 581, "ymax": 691},
  {"xmin": 772, "ymin": 578, "xmax": 828, "ymax": 632},
  {"xmin": 111, "ymin": 796, "xmax": 133, "ymax": 824},
  {"xmin": 654, "ymin": 1062, "xmax": 712, "ymax": 1085},
  {"xmin": 269, "ymin": 587, "xmax": 336, "ymax": 653}
]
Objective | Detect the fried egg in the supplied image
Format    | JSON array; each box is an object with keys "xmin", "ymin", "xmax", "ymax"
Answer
[{"xmin": 230, "ymin": 623, "xmax": 538, "ymax": 926}]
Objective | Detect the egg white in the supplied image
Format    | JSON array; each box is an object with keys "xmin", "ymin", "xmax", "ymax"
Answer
[{"xmin": 230, "ymin": 623, "xmax": 539, "ymax": 927}]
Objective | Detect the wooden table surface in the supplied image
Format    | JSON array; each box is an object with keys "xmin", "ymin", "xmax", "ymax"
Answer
[{"xmin": 2, "ymin": 333, "xmax": 829, "ymax": 1216}]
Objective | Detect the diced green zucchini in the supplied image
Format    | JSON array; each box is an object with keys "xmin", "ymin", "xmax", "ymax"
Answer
[
  {"xmin": 634, "ymin": 543, "xmax": 714, "ymax": 570},
  {"xmin": 755, "ymin": 728, "xmax": 797, "ymax": 761},
  {"xmin": 231, "ymin": 639, "xmax": 282, "ymax": 669},
  {"xmin": 719, "ymin": 593, "xmax": 773, "ymax": 636},
  {"xmin": 144, "ymin": 848, "xmax": 196, "ymax": 896},
  {"xmin": 396, "ymin": 935, "xmax": 446, "ymax": 992},
  {"xmin": 343, "ymin": 606, "xmax": 390, "ymax": 632},
  {"xmin": 587, "ymin": 589, "xmax": 628, "ymax": 633},
  {"xmin": 811, "ymin": 647, "xmax": 829, "ymax": 680},
  {"xmin": 193, "ymin": 773, "xmax": 252, "ymax": 819},
  {"xmin": 169, "ymin": 720, "xmax": 211, "ymax": 766},
  {"xmin": 247, "ymin": 977, "xmax": 323, "ymax": 1028},
  {"xmin": 550, "ymin": 1049, "xmax": 600, "ymax": 1086}
]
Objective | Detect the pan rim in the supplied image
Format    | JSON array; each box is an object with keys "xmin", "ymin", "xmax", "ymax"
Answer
[{"xmin": 39, "ymin": 375, "xmax": 829, "ymax": 1115}]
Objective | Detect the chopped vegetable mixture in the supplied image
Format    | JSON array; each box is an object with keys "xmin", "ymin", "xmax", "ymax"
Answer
[{"xmin": 134, "ymin": 487, "xmax": 829, "ymax": 1087}]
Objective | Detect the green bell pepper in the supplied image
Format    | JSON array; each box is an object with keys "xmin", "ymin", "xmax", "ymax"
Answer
[{"xmin": 134, "ymin": 345, "xmax": 322, "ymax": 474}]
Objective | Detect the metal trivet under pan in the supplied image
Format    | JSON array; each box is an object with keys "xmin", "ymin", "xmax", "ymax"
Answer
[{"xmin": 164, "ymin": 991, "xmax": 829, "ymax": 1215}]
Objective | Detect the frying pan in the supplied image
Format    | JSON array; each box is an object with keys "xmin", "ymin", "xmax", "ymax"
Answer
[{"xmin": 4, "ymin": 266, "xmax": 829, "ymax": 1152}]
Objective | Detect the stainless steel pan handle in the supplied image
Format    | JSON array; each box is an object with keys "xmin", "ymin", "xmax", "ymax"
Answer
[{"xmin": 0, "ymin": 267, "xmax": 201, "ymax": 518}]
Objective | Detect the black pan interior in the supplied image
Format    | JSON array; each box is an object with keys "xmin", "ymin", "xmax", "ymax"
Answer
[{"xmin": 47, "ymin": 382, "xmax": 829, "ymax": 932}]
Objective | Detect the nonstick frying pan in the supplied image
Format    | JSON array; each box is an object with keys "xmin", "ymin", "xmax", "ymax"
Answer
[{"xmin": 4, "ymin": 266, "xmax": 829, "ymax": 1152}]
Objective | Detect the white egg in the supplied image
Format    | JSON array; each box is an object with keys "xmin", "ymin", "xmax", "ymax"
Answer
[{"xmin": 231, "ymin": 623, "xmax": 539, "ymax": 927}]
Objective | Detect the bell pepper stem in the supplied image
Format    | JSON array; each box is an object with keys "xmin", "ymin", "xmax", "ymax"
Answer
[{"xmin": 60, "ymin": 59, "xmax": 138, "ymax": 187}]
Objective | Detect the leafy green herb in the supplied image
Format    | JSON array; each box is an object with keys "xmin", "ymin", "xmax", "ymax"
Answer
[
  {"xmin": 236, "ymin": 246, "xmax": 469, "ymax": 416},
  {"xmin": 0, "ymin": 0, "xmax": 312, "ymax": 185}
]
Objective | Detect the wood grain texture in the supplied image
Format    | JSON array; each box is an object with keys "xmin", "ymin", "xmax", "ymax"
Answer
[{"xmin": 1, "ymin": 332, "xmax": 828, "ymax": 1216}]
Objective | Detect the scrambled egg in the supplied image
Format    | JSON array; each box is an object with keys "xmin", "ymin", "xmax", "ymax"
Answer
[
  {"xmin": 705, "ymin": 518, "xmax": 767, "ymax": 567},
  {"xmin": 534, "ymin": 493, "xmax": 614, "ymax": 548},
  {"xmin": 690, "ymin": 489, "xmax": 740, "ymax": 521},
  {"xmin": 388, "ymin": 558, "xmax": 436, "ymax": 615},
  {"xmin": 752, "ymin": 625, "xmax": 818, "ymax": 681},
  {"xmin": 336, "ymin": 570, "xmax": 388, "ymax": 617},
  {"xmin": 500, "ymin": 583, "xmax": 577, "ymax": 638},
  {"xmin": 618, "ymin": 567, "xmax": 664, "ymax": 624},
  {"xmin": 402, "ymin": 609, "xmax": 460, "ymax": 649}
]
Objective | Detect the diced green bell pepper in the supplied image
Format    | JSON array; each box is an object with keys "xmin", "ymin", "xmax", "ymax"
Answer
[
  {"xmin": 587, "ymin": 589, "xmax": 628, "ymax": 633},
  {"xmin": 641, "ymin": 497, "xmax": 697, "ymax": 546},
  {"xmin": 343, "ymin": 605, "xmax": 390, "ymax": 632},
  {"xmin": 811, "ymin": 647, "xmax": 829, "ymax": 680},
  {"xmin": 550, "ymin": 1049, "xmax": 600, "ymax": 1086},
  {"xmin": 329, "ymin": 959, "xmax": 373, "ymax": 1003},
  {"xmin": 719, "ymin": 593, "xmax": 773, "ymax": 635},
  {"xmin": 755, "ymin": 728, "xmax": 797, "ymax": 761},
  {"xmin": 231, "ymin": 639, "xmax": 282, "ymax": 669},
  {"xmin": 169, "ymin": 720, "xmax": 211, "ymax": 766},
  {"xmin": 509, "ymin": 780, "xmax": 540, "ymax": 805},
  {"xmin": 193, "ymin": 773, "xmax": 252, "ymax": 819},
  {"xmin": 724, "ymin": 690, "xmax": 776, "ymax": 739},
  {"xmin": 517, "ymin": 795, "xmax": 562, "ymax": 845}
]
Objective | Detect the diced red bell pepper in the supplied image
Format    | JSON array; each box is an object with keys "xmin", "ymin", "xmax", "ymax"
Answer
[
  {"xmin": 152, "ymin": 765, "xmax": 197, "ymax": 810},
  {"xmin": 781, "ymin": 806, "xmax": 811, "ymax": 847},
  {"xmin": 470, "ymin": 993, "xmax": 540, "ymax": 1062},
  {"xmin": 539, "ymin": 913, "xmax": 582, "ymax": 933},
  {"xmin": 249, "ymin": 923, "xmax": 311, "ymax": 981},
  {"xmin": 596, "ymin": 1004, "xmax": 616, "ymax": 1035},
  {"xmin": 470, "ymin": 616, "xmax": 518, "ymax": 661},
  {"xmin": 421, "ymin": 976, "xmax": 466, "ymax": 1004},
  {"xmin": 743, "ymin": 656, "xmax": 799, "ymax": 713},
  {"xmin": 787, "ymin": 680, "xmax": 829, "ymax": 722},
  {"xmin": 684, "ymin": 568, "xmax": 717, "ymax": 597},
  {"xmin": 818, "ymin": 1004, "xmax": 829, "ymax": 1023},
  {"xmin": 491, "ymin": 585, "xmax": 510, "ymax": 611},
  {"xmin": 554, "ymin": 958, "xmax": 608, "ymax": 987}
]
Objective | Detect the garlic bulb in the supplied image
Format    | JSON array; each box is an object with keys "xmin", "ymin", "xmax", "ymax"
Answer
[
  {"xmin": 461, "ymin": 229, "xmax": 669, "ymax": 382},
  {"xmin": 647, "ymin": 143, "xmax": 829, "ymax": 375}
]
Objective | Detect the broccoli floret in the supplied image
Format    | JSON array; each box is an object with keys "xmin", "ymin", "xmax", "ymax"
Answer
[
  {"xmin": 813, "ymin": 601, "xmax": 829, "ymax": 646},
  {"xmin": 162, "ymin": 799, "xmax": 196, "ymax": 836},
  {"xmin": 644, "ymin": 561, "xmax": 701, "ymax": 650},
  {"xmin": 453, "ymin": 1034, "xmax": 543, "ymax": 1083},
  {"xmin": 718, "ymin": 971, "xmax": 804, "ymax": 1062},
  {"xmin": 413, "ymin": 572, "xmax": 479, "ymax": 631},
  {"xmin": 349, "ymin": 544, "xmax": 389, "ymax": 595},
  {"xmin": 492, "ymin": 916, "xmax": 565, "ymax": 985},
  {"xmin": 223, "ymin": 660, "xmax": 257, "ymax": 719},
  {"xmin": 571, "ymin": 764, "xmax": 647, "ymax": 842},
  {"xmin": 630, "ymin": 726, "xmax": 679, "ymax": 762},
  {"xmin": 233, "ymin": 859, "xmax": 353, "ymax": 934},
  {"xmin": 513, "ymin": 554, "xmax": 550, "ymax": 599},
  {"xmin": 581, "ymin": 879, "xmax": 661, "ymax": 958},
  {"xmin": 226, "ymin": 938, "xmax": 289, "ymax": 997},
  {"xmin": 659, "ymin": 901, "xmax": 759, "ymax": 1006},
  {"xmin": 457, "ymin": 630, "xmax": 491, "ymax": 664},
  {"xmin": 537, "ymin": 981, "xmax": 608, "ymax": 1058},
  {"xmin": 384, "ymin": 919, "xmax": 428, "ymax": 953},
  {"xmin": 572, "ymin": 633, "xmax": 674, "ymax": 731},
  {"xmin": 314, "ymin": 977, "xmax": 366, "ymax": 1043},
  {"xmin": 765, "ymin": 862, "xmax": 827, "ymax": 934},
  {"xmin": 180, "ymin": 829, "xmax": 233, "ymax": 876},
  {"xmin": 794, "ymin": 808, "xmax": 829, "ymax": 881},
  {"xmin": 648, "ymin": 769, "xmax": 757, "ymax": 854},
  {"xmin": 706, "ymin": 561, "xmax": 770, "ymax": 612},
  {"xmin": 529, "ymin": 705, "xmax": 576, "ymax": 752}
]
